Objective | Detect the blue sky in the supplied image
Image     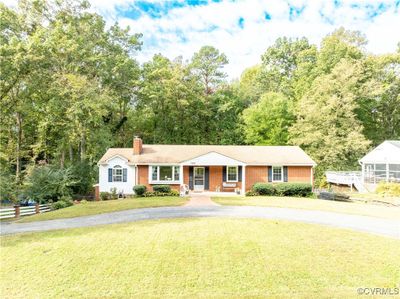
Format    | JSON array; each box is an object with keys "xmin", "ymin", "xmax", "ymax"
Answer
[{"xmin": 5, "ymin": 0, "xmax": 400, "ymax": 78}]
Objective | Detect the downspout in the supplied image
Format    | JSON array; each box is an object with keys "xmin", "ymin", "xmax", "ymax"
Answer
[
  {"xmin": 135, "ymin": 165, "xmax": 139, "ymax": 185},
  {"xmin": 241, "ymin": 165, "xmax": 246, "ymax": 195}
]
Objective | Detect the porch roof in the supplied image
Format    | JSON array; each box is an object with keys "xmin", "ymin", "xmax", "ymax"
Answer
[{"xmin": 99, "ymin": 144, "xmax": 316, "ymax": 166}]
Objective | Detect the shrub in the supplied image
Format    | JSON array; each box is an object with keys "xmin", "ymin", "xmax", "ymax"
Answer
[
  {"xmin": 100, "ymin": 192, "xmax": 110, "ymax": 200},
  {"xmin": 80, "ymin": 199, "xmax": 88, "ymax": 204},
  {"xmin": 133, "ymin": 185, "xmax": 147, "ymax": 196},
  {"xmin": 52, "ymin": 197, "xmax": 73, "ymax": 210},
  {"xmin": 252, "ymin": 183, "xmax": 276, "ymax": 195},
  {"xmin": 169, "ymin": 190, "xmax": 180, "ymax": 196},
  {"xmin": 110, "ymin": 188, "xmax": 118, "ymax": 200},
  {"xmin": 143, "ymin": 191, "xmax": 156, "ymax": 197},
  {"xmin": 275, "ymin": 183, "xmax": 312, "ymax": 197},
  {"xmin": 252, "ymin": 182, "xmax": 312, "ymax": 197},
  {"xmin": 152, "ymin": 185, "xmax": 171, "ymax": 193},
  {"xmin": 24, "ymin": 165, "xmax": 76, "ymax": 203},
  {"xmin": 245, "ymin": 190, "xmax": 258, "ymax": 196},
  {"xmin": 376, "ymin": 182, "xmax": 400, "ymax": 196}
]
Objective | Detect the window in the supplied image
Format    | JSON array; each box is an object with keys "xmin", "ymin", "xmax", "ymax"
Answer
[
  {"xmin": 272, "ymin": 166, "xmax": 283, "ymax": 182},
  {"xmin": 112, "ymin": 165, "xmax": 123, "ymax": 182},
  {"xmin": 174, "ymin": 166, "xmax": 180, "ymax": 181},
  {"xmin": 389, "ymin": 164, "xmax": 400, "ymax": 182},
  {"xmin": 152, "ymin": 166, "xmax": 158, "ymax": 181},
  {"xmin": 227, "ymin": 166, "xmax": 238, "ymax": 182},
  {"xmin": 160, "ymin": 166, "xmax": 173, "ymax": 181},
  {"xmin": 150, "ymin": 166, "xmax": 180, "ymax": 183}
]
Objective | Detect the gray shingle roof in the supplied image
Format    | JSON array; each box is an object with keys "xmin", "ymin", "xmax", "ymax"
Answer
[{"xmin": 98, "ymin": 144, "xmax": 316, "ymax": 166}]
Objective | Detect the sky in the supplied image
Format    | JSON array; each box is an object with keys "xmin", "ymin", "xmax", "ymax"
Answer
[{"xmin": 4, "ymin": 0, "xmax": 400, "ymax": 79}]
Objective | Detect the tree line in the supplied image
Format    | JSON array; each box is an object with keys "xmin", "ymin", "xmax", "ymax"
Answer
[{"xmin": 1, "ymin": 0, "xmax": 399, "ymax": 201}]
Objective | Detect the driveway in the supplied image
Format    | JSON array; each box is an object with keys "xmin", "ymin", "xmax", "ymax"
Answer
[{"xmin": 1, "ymin": 205, "xmax": 399, "ymax": 238}]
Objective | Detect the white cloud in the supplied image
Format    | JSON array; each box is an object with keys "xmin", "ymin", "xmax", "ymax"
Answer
[
  {"xmin": 4, "ymin": 0, "xmax": 400, "ymax": 78},
  {"xmin": 102, "ymin": 0, "xmax": 400, "ymax": 79}
]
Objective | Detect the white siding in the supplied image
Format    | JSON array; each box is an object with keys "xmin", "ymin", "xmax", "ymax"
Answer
[
  {"xmin": 99, "ymin": 156, "xmax": 135, "ymax": 194},
  {"xmin": 359, "ymin": 141, "xmax": 400, "ymax": 164},
  {"xmin": 181, "ymin": 151, "xmax": 244, "ymax": 166}
]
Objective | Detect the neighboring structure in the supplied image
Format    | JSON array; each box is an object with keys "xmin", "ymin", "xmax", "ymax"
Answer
[
  {"xmin": 326, "ymin": 140, "xmax": 400, "ymax": 192},
  {"xmin": 97, "ymin": 137, "xmax": 316, "ymax": 197},
  {"xmin": 359, "ymin": 140, "xmax": 400, "ymax": 185}
]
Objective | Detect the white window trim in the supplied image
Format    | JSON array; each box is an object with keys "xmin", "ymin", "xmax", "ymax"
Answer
[
  {"xmin": 272, "ymin": 166, "xmax": 283, "ymax": 182},
  {"xmin": 226, "ymin": 166, "xmax": 239, "ymax": 182},
  {"xmin": 149, "ymin": 165, "xmax": 181, "ymax": 184},
  {"xmin": 112, "ymin": 165, "xmax": 123, "ymax": 182}
]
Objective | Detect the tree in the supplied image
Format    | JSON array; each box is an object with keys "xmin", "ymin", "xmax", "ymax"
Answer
[
  {"xmin": 242, "ymin": 92, "xmax": 294, "ymax": 145},
  {"xmin": 355, "ymin": 54, "xmax": 400, "ymax": 145},
  {"xmin": 259, "ymin": 37, "xmax": 312, "ymax": 99},
  {"xmin": 236, "ymin": 65, "xmax": 263, "ymax": 105},
  {"xmin": 190, "ymin": 46, "xmax": 228, "ymax": 95},
  {"xmin": 289, "ymin": 60, "xmax": 371, "ymax": 183}
]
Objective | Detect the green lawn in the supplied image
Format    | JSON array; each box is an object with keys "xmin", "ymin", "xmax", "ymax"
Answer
[
  {"xmin": 212, "ymin": 196, "xmax": 400, "ymax": 219},
  {"xmin": 1, "ymin": 218, "xmax": 399, "ymax": 298},
  {"xmin": 17, "ymin": 197, "xmax": 188, "ymax": 223}
]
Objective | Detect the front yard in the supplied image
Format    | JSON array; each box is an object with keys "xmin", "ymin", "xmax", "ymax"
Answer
[
  {"xmin": 212, "ymin": 196, "xmax": 400, "ymax": 219},
  {"xmin": 1, "ymin": 218, "xmax": 399, "ymax": 298},
  {"xmin": 16, "ymin": 197, "xmax": 188, "ymax": 223}
]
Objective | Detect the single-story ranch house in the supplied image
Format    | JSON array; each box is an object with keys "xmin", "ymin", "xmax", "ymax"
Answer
[{"xmin": 96, "ymin": 137, "xmax": 316, "ymax": 197}]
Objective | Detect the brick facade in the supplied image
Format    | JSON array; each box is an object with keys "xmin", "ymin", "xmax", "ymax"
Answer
[
  {"xmin": 245, "ymin": 166, "xmax": 268, "ymax": 190},
  {"xmin": 245, "ymin": 166, "xmax": 312, "ymax": 191},
  {"xmin": 137, "ymin": 165, "xmax": 180, "ymax": 191},
  {"xmin": 137, "ymin": 165, "xmax": 312, "ymax": 192},
  {"xmin": 288, "ymin": 166, "xmax": 312, "ymax": 183}
]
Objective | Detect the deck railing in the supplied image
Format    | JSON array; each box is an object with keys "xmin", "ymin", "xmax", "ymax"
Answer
[{"xmin": 325, "ymin": 171, "xmax": 368, "ymax": 193}]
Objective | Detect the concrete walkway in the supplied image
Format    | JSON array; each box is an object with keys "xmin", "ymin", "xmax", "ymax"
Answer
[
  {"xmin": 184, "ymin": 193, "xmax": 219, "ymax": 207},
  {"xmin": 1, "ymin": 205, "xmax": 399, "ymax": 238}
]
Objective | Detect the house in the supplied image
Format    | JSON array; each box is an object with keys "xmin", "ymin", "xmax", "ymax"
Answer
[
  {"xmin": 96, "ymin": 137, "xmax": 316, "ymax": 197},
  {"xmin": 360, "ymin": 140, "xmax": 400, "ymax": 185},
  {"xmin": 325, "ymin": 140, "xmax": 400, "ymax": 192}
]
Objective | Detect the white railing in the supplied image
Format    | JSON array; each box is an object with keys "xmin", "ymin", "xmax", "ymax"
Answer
[
  {"xmin": 325, "ymin": 171, "xmax": 368, "ymax": 193},
  {"xmin": 0, "ymin": 204, "xmax": 51, "ymax": 220},
  {"xmin": 325, "ymin": 171, "xmax": 361, "ymax": 185}
]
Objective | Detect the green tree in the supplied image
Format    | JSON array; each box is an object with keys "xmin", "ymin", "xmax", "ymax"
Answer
[
  {"xmin": 242, "ymin": 92, "xmax": 294, "ymax": 145},
  {"xmin": 259, "ymin": 37, "xmax": 312, "ymax": 99},
  {"xmin": 289, "ymin": 60, "xmax": 371, "ymax": 183},
  {"xmin": 190, "ymin": 45, "xmax": 228, "ymax": 95}
]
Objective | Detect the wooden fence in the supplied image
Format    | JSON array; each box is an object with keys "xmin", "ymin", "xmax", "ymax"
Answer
[{"xmin": 0, "ymin": 204, "xmax": 51, "ymax": 220}]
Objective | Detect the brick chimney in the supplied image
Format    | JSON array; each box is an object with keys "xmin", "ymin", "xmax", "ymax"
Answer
[{"xmin": 133, "ymin": 136, "xmax": 143, "ymax": 155}]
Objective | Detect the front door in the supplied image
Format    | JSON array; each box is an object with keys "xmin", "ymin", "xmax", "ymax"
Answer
[{"xmin": 193, "ymin": 167, "xmax": 205, "ymax": 191}]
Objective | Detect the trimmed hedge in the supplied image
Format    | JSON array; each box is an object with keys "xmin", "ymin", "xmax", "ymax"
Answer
[
  {"xmin": 251, "ymin": 183, "xmax": 312, "ymax": 197},
  {"xmin": 133, "ymin": 185, "xmax": 147, "ymax": 196},
  {"xmin": 143, "ymin": 190, "xmax": 180, "ymax": 197},
  {"xmin": 252, "ymin": 183, "xmax": 275, "ymax": 195},
  {"xmin": 152, "ymin": 185, "xmax": 171, "ymax": 193}
]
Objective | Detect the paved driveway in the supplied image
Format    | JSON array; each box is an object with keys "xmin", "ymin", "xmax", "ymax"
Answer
[{"xmin": 1, "ymin": 206, "xmax": 399, "ymax": 238}]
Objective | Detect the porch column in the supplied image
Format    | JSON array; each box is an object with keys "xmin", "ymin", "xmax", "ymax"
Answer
[
  {"xmin": 386, "ymin": 162, "xmax": 389, "ymax": 182},
  {"xmin": 179, "ymin": 165, "xmax": 184, "ymax": 185},
  {"xmin": 361, "ymin": 163, "xmax": 365, "ymax": 184},
  {"xmin": 241, "ymin": 165, "xmax": 246, "ymax": 195}
]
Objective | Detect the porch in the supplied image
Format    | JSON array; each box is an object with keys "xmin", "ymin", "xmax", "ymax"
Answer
[{"xmin": 181, "ymin": 165, "xmax": 244, "ymax": 194}]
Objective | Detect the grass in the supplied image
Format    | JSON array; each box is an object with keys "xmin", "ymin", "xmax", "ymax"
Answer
[
  {"xmin": 16, "ymin": 197, "xmax": 188, "ymax": 223},
  {"xmin": 212, "ymin": 196, "xmax": 400, "ymax": 220},
  {"xmin": 1, "ymin": 218, "xmax": 399, "ymax": 298}
]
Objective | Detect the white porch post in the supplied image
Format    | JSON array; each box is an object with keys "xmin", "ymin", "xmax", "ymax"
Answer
[
  {"xmin": 386, "ymin": 162, "xmax": 389, "ymax": 182},
  {"xmin": 361, "ymin": 163, "xmax": 365, "ymax": 184},
  {"xmin": 242, "ymin": 165, "xmax": 246, "ymax": 195},
  {"xmin": 179, "ymin": 164, "xmax": 184, "ymax": 185}
]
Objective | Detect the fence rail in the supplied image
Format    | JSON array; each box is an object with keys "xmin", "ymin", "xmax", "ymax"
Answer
[{"xmin": 0, "ymin": 204, "xmax": 51, "ymax": 220}]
